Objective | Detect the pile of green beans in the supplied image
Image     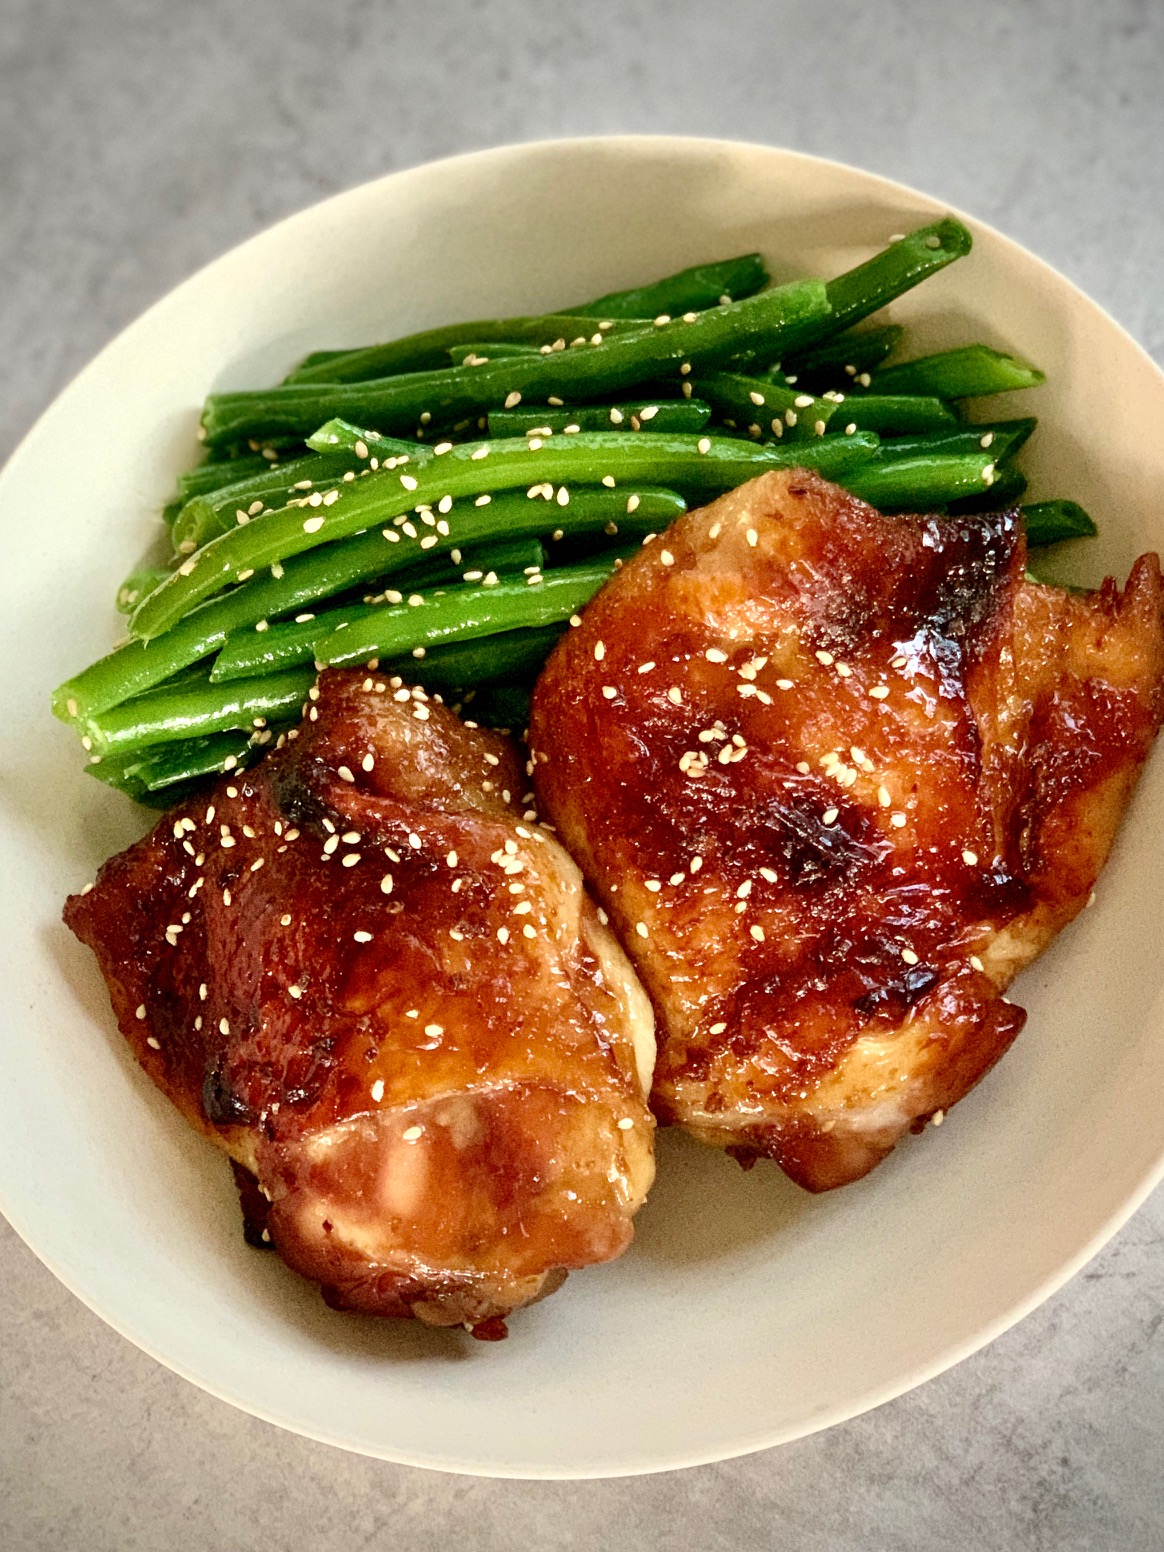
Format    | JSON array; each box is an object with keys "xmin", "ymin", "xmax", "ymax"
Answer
[{"xmin": 55, "ymin": 220, "xmax": 1100, "ymax": 805}]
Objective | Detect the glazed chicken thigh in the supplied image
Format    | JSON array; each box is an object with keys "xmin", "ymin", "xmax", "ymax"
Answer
[
  {"xmin": 529, "ymin": 469, "xmax": 1164, "ymax": 1191},
  {"xmin": 66, "ymin": 669, "xmax": 655, "ymax": 1335}
]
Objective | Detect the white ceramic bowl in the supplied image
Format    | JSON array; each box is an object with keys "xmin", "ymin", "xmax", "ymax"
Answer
[{"xmin": 2, "ymin": 137, "xmax": 1163, "ymax": 1479}]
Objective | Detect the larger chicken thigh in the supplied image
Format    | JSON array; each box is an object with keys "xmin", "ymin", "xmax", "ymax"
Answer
[
  {"xmin": 66, "ymin": 669, "xmax": 655, "ymax": 1335},
  {"xmin": 529, "ymin": 469, "xmax": 1164, "ymax": 1191}
]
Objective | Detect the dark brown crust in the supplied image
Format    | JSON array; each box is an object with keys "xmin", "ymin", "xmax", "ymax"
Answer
[
  {"xmin": 65, "ymin": 670, "xmax": 655, "ymax": 1327},
  {"xmin": 529, "ymin": 469, "xmax": 1164, "ymax": 1190}
]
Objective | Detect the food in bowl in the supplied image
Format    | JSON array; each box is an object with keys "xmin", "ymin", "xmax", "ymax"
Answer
[
  {"xmin": 530, "ymin": 468, "xmax": 1164, "ymax": 1188},
  {"xmin": 65, "ymin": 670, "xmax": 655, "ymax": 1337},
  {"xmin": 53, "ymin": 215, "xmax": 1163, "ymax": 1332}
]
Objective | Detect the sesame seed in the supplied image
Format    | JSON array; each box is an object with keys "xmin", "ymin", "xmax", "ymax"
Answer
[
  {"xmin": 667, "ymin": 686, "xmax": 682, "ymax": 705},
  {"xmin": 497, "ymin": 927, "xmax": 510, "ymax": 944},
  {"xmin": 602, "ymin": 686, "xmax": 617, "ymax": 700},
  {"xmin": 878, "ymin": 785, "xmax": 892, "ymax": 807},
  {"xmin": 504, "ymin": 391, "xmax": 522, "ymax": 408},
  {"xmin": 400, "ymin": 474, "xmax": 418, "ymax": 491},
  {"xmin": 402, "ymin": 1124, "xmax": 422, "ymax": 1141},
  {"xmin": 353, "ymin": 929, "xmax": 372, "ymax": 942},
  {"xmin": 870, "ymin": 685, "xmax": 890, "ymax": 700},
  {"xmin": 970, "ymin": 955, "xmax": 985, "ymax": 972},
  {"xmin": 962, "ymin": 849, "xmax": 979, "ymax": 866},
  {"xmin": 836, "ymin": 663, "xmax": 852, "ymax": 678},
  {"xmin": 636, "ymin": 922, "xmax": 648, "ymax": 938},
  {"xmin": 750, "ymin": 925, "xmax": 765, "ymax": 942},
  {"xmin": 776, "ymin": 679, "xmax": 794, "ymax": 691},
  {"xmin": 697, "ymin": 437, "xmax": 711, "ymax": 454},
  {"xmin": 815, "ymin": 650, "xmax": 834, "ymax": 665},
  {"xmin": 219, "ymin": 1017, "xmax": 230, "ymax": 1035},
  {"xmin": 901, "ymin": 948, "xmax": 919, "ymax": 965},
  {"xmin": 706, "ymin": 647, "xmax": 728, "ymax": 663},
  {"xmin": 302, "ymin": 516, "xmax": 325, "ymax": 533},
  {"xmin": 342, "ymin": 853, "xmax": 361, "ymax": 867},
  {"xmin": 594, "ymin": 641, "xmax": 605, "ymax": 661},
  {"xmin": 822, "ymin": 808, "xmax": 839, "ymax": 825},
  {"xmin": 745, "ymin": 528, "xmax": 758, "ymax": 547},
  {"xmin": 690, "ymin": 855, "xmax": 703, "ymax": 873},
  {"xmin": 653, "ymin": 314, "xmax": 671, "ymax": 326},
  {"xmin": 890, "ymin": 812, "xmax": 907, "ymax": 828},
  {"xmin": 288, "ymin": 984, "xmax": 302, "ymax": 999},
  {"xmin": 338, "ymin": 766, "xmax": 355, "ymax": 783},
  {"xmin": 660, "ymin": 549, "xmax": 674, "ymax": 566}
]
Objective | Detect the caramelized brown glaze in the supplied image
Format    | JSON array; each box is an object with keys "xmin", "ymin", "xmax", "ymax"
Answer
[
  {"xmin": 65, "ymin": 670, "xmax": 655, "ymax": 1332},
  {"xmin": 529, "ymin": 469, "xmax": 1164, "ymax": 1190}
]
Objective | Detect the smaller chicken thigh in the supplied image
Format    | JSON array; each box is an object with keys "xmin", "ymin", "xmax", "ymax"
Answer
[{"xmin": 66, "ymin": 670, "xmax": 655, "ymax": 1336}]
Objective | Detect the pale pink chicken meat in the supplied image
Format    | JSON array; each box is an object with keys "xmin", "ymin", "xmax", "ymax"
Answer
[
  {"xmin": 529, "ymin": 468, "xmax": 1164, "ymax": 1191},
  {"xmin": 66, "ymin": 670, "xmax": 655, "ymax": 1336}
]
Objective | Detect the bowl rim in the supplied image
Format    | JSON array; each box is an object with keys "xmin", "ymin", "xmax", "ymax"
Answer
[{"xmin": 3, "ymin": 132, "xmax": 1163, "ymax": 1478}]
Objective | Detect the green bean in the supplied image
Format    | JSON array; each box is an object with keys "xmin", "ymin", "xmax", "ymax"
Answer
[
  {"xmin": 571, "ymin": 253, "xmax": 768, "ymax": 318},
  {"xmin": 175, "ymin": 454, "xmax": 273, "ymax": 504},
  {"xmin": 128, "ymin": 430, "xmax": 877, "ymax": 639},
  {"xmin": 285, "ymin": 315, "xmax": 645, "ymax": 385},
  {"xmin": 843, "ymin": 450, "xmax": 1002, "ymax": 511},
  {"xmin": 303, "ymin": 420, "xmax": 420, "ymax": 460},
  {"xmin": 209, "ymin": 537, "xmax": 547, "ymax": 683},
  {"xmin": 84, "ymin": 749, "xmax": 150, "ymax": 801},
  {"xmin": 116, "ymin": 566, "xmax": 171, "ymax": 615},
  {"xmin": 316, "ymin": 559, "xmax": 621, "ymax": 670},
  {"xmin": 865, "ymin": 344, "xmax": 1045, "ymax": 399},
  {"xmin": 780, "ymin": 324, "xmax": 904, "ymax": 388},
  {"xmin": 877, "ymin": 418, "xmax": 1036, "ymax": 465},
  {"xmin": 446, "ymin": 341, "xmax": 541, "ymax": 365},
  {"xmin": 173, "ymin": 426, "xmax": 422, "ymax": 553},
  {"xmin": 692, "ymin": 371, "xmax": 838, "ymax": 441},
  {"xmin": 200, "ymin": 279, "xmax": 832, "ymax": 448},
  {"xmin": 834, "ymin": 395, "xmax": 960, "ymax": 435},
  {"xmin": 1021, "ymin": 500, "xmax": 1097, "ymax": 546},
  {"xmin": 81, "ymin": 669, "xmax": 315, "ymax": 756},
  {"xmin": 170, "ymin": 449, "xmax": 368, "ymax": 555},
  {"xmin": 291, "ymin": 349, "xmax": 349, "ymax": 374},
  {"xmin": 947, "ymin": 463, "xmax": 1028, "ymax": 511},
  {"xmin": 53, "ymin": 483, "xmax": 692, "ymax": 719},
  {"xmin": 487, "ymin": 400, "xmax": 711, "ymax": 437},
  {"xmin": 387, "ymin": 624, "xmax": 565, "ymax": 692},
  {"xmin": 762, "ymin": 219, "xmax": 972, "ymax": 361},
  {"xmin": 135, "ymin": 730, "xmax": 259, "ymax": 790}
]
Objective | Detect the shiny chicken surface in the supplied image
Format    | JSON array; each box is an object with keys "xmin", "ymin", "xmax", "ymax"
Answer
[
  {"xmin": 66, "ymin": 670, "xmax": 655, "ymax": 1335},
  {"xmin": 529, "ymin": 469, "xmax": 1164, "ymax": 1191}
]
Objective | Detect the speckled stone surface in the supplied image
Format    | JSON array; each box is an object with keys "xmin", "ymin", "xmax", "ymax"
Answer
[{"xmin": 2, "ymin": 1, "xmax": 1162, "ymax": 1546}]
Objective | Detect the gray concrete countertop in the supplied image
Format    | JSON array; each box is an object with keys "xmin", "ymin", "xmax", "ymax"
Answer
[{"xmin": 2, "ymin": 2, "xmax": 1161, "ymax": 1547}]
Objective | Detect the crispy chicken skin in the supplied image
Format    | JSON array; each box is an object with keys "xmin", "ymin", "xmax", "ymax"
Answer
[
  {"xmin": 529, "ymin": 469, "xmax": 1164, "ymax": 1191},
  {"xmin": 65, "ymin": 670, "xmax": 655, "ymax": 1335}
]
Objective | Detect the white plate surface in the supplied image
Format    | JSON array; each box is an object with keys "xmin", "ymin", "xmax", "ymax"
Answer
[{"xmin": 1, "ymin": 136, "xmax": 1163, "ymax": 1478}]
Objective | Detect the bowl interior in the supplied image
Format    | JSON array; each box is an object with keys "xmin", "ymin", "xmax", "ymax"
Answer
[{"xmin": 2, "ymin": 137, "xmax": 1163, "ymax": 1478}]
